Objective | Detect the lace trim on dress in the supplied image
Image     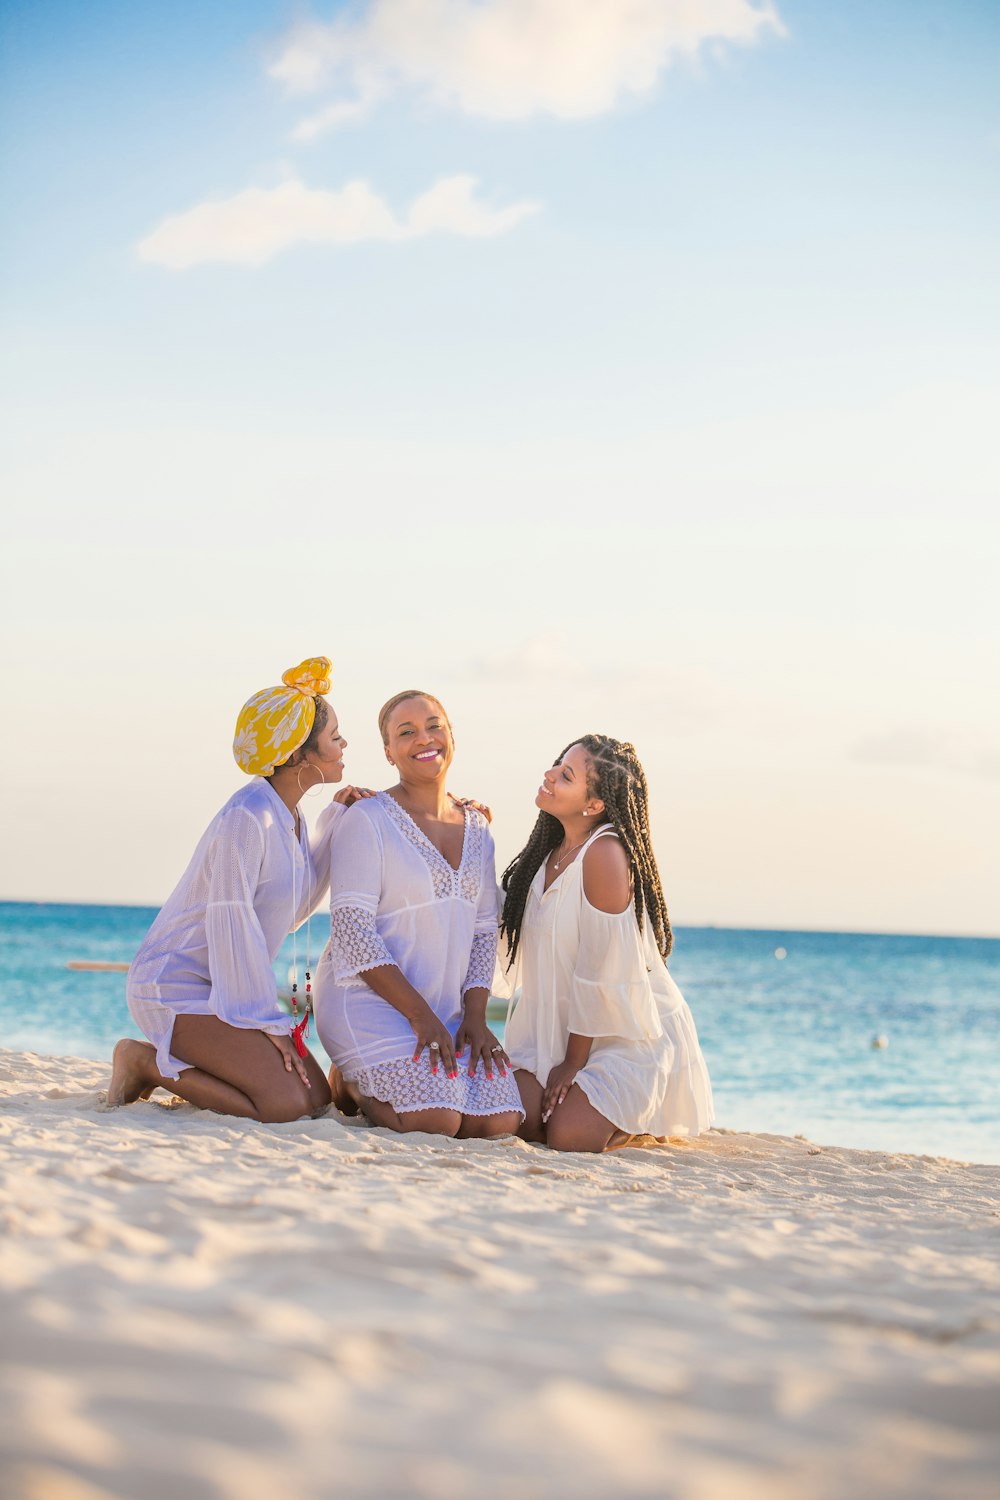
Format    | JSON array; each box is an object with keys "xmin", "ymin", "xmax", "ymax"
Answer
[
  {"xmin": 352, "ymin": 1056, "xmax": 524, "ymax": 1119},
  {"xmin": 329, "ymin": 904, "xmax": 395, "ymax": 983},
  {"xmin": 377, "ymin": 793, "xmax": 484, "ymax": 904},
  {"xmin": 463, "ymin": 928, "xmax": 498, "ymax": 994}
]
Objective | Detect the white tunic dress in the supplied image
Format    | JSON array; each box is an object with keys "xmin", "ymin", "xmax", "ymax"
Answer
[
  {"xmin": 500, "ymin": 827, "xmax": 714, "ymax": 1138},
  {"xmin": 314, "ymin": 792, "xmax": 523, "ymax": 1119},
  {"xmin": 127, "ymin": 779, "xmax": 342, "ymax": 1079}
]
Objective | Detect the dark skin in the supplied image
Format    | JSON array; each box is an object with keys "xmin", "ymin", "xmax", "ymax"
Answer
[
  {"xmin": 345, "ymin": 696, "xmax": 520, "ymax": 1139},
  {"xmin": 107, "ymin": 703, "xmax": 367, "ymax": 1121},
  {"xmin": 514, "ymin": 744, "xmax": 634, "ymax": 1153}
]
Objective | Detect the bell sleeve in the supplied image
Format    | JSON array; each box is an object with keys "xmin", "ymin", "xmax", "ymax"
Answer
[
  {"xmin": 296, "ymin": 796, "xmax": 346, "ymax": 926},
  {"xmin": 205, "ymin": 807, "xmax": 291, "ymax": 1036},
  {"xmin": 462, "ymin": 821, "xmax": 500, "ymax": 996},
  {"xmin": 327, "ymin": 806, "xmax": 396, "ymax": 984},
  {"xmin": 568, "ymin": 900, "xmax": 665, "ymax": 1043}
]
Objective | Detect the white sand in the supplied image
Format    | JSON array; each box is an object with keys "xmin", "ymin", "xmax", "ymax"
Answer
[{"xmin": 1, "ymin": 1047, "xmax": 998, "ymax": 1500}]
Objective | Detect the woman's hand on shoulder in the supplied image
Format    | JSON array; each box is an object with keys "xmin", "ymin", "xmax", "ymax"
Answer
[
  {"xmin": 582, "ymin": 835, "xmax": 631, "ymax": 914},
  {"xmin": 334, "ymin": 785, "xmax": 377, "ymax": 808},
  {"xmin": 450, "ymin": 795, "xmax": 492, "ymax": 824}
]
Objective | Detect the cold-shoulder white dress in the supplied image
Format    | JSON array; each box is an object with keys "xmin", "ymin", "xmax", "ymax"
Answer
[
  {"xmin": 127, "ymin": 779, "xmax": 343, "ymax": 1080},
  {"xmin": 499, "ymin": 826, "xmax": 713, "ymax": 1138},
  {"xmin": 314, "ymin": 792, "xmax": 523, "ymax": 1119}
]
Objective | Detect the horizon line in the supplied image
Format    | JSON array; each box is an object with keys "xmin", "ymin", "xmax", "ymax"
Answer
[{"xmin": 0, "ymin": 896, "xmax": 996, "ymax": 945}]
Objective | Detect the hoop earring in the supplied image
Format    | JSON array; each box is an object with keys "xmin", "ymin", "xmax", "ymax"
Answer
[{"xmin": 296, "ymin": 764, "xmax": 325, "ymax": 799}]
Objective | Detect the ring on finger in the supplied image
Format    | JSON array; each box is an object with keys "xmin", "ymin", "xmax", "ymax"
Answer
[{"xmin": 429, "ymin": 1042, "xmax": 440, "ymax": 1051}]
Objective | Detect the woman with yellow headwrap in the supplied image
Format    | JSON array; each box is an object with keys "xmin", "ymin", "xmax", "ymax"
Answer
[{"xmin": 107, "ymin": 658, "xmax": 371, "ymax": 1122}]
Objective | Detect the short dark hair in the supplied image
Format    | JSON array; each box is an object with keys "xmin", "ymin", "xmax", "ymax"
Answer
[{"xmin": 377, "ymin": 690, "xmax": 448, "ymax": 744}]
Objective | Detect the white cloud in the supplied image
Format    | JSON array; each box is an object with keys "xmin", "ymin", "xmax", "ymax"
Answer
[
  {"xmin": 290, "ymin": 77, "xmax": 387, "ymax": 140},
  {"xmin": 269, "ymin": 0, "xmax": 785, "ymax": 138},
  {"xmin": 137, "ymin": 174, "xmax": 539, "ymax": 270}
]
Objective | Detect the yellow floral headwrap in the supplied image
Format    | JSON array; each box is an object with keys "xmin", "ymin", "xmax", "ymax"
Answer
[{"xmin": 232, "ymin": 657, "xmax": 332, "ymax": 776}]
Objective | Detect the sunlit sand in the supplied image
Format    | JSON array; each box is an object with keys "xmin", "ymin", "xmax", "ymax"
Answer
[{"xmin": 1, "ymin": 1047, "xmax": 998, "ymax": 1500}]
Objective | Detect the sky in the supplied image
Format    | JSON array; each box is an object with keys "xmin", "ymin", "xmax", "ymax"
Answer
[{"xmin": 1, "ymin": 0, "xmax": 998, "ymax": 935}]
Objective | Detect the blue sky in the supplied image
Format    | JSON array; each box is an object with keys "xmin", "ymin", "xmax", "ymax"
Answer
[{"xmin": 2, "ymin": 1, "xmax": 998, "ymax": 932}]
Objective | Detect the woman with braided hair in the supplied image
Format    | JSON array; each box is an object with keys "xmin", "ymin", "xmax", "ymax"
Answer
[{"xmin": 498, "ymin": 736, "xmax": 713, "ymax": 1153}]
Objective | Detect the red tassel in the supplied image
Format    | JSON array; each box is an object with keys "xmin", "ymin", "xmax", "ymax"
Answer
[{"xmin": 292, "ymin": 1014, "xmax": 309, "ymax": 1059}]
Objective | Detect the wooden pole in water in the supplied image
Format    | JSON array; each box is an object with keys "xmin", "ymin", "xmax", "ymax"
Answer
[{"xmin": 66, "ymin": 961, "xmax": 131, "ymax": 972}]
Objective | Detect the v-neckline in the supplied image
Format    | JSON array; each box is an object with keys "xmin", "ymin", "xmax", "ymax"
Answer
[{"xmin": 380, "ymin": 790, "xmax": 469, "ymax": 874}]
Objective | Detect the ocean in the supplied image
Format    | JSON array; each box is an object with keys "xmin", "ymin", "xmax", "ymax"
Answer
[{"xmin": 2, "ymin": 901, "xmax": 998, "ymax": 1163}]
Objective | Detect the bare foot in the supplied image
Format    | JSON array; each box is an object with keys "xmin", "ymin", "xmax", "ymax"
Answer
[
  {"xmin": 605, "ymin": 1130, "xmax": 639, "ymax": 1152},
  {"xmin": 107, "ymin": 1039, "xmax": 159, "ymax": 1107},
  {"xmin": 327, "ymin": 1062, "xmax": 360, "ymax": 1117}
]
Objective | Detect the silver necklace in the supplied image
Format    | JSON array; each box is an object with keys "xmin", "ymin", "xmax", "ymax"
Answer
[{"xmin": 552, "ymin": 833, "xmax": 591, "ymax": 871}]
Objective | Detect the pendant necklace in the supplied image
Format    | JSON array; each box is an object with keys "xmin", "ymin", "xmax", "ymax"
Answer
[{"xmin": 552, "ymin": 833, "xmax": 592, "ymax": 871}]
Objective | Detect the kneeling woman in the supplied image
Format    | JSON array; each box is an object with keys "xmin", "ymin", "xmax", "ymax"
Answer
[
  {"xmin": 108, "ymin": 658, "xmax": 359, "ymax": 1122},
  {"xmin": 498, "ymin": 735, "xmax": 713, "ymax": 1153},
  {"xmin": 314, "ymin": 691, "xmax": 523, "ymax": 1138}
]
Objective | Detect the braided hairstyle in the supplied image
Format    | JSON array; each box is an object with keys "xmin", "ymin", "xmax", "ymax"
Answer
[{"xmin": 500, "ymin": 735, "xmax": 672, "ymax": 965}]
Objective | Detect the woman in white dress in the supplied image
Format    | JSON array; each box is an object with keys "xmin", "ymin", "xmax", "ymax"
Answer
[
  {"xmin": 498, "ymin": 734, "xmax": 713, "ymax": 1153},
  {"xmin": 314, "ymin": 691, "xmax": 523, "ymax": 1137},
  {"xmin": 107, "ymin": 658, "xmax": 369, "ymax": 1122}
]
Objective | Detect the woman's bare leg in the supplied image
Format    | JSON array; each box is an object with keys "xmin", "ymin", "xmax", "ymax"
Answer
[
  {"xmin": 107, "ymin": 1040, "xmax": 163, "ymax": 1106},
  {"xmin": 107, "ymin": 1034, "xmax": 260, "ymax": 1115},
  {"xmin": 545, "ymin": 1084, "xmax": 629, "ymax": 1154},
  {"xmin": 327, "ymin": 1062, "xmax": 361, "ymax": 1116},
  {"xmin": 169, "ymin": 1015, "xmax": 331, "ymax": 1122},
  {"xmin": 358, "ymin": 1095, "xmax": 462, "ymax": 1136},
  {"xmin": 457, "ymin": 1111, "xmax": 522, "ymax": 1139},
  {"xmin": 514, "ymin": 1069, "xmax": 546, "ymax": 1143}
]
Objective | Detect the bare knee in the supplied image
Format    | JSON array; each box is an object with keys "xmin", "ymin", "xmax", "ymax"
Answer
[
  {"xmin": 398, "ymin": 1109, "xmax": 462, "ymax": 1137},
  {"xmin": 460, "ymin": 1111, "xmax": 521, "ymax": 1139},
  {"xmin": 545, "ymin": 1119, "xmax": 601, "ymax": 1154},
  {"xmin": 253, "ymin": 1077, "xmax": 316, "ymax": 1124}
]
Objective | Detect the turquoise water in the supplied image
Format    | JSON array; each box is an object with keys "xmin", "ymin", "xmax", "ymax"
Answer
[{"xmin": 2, "ymin": 901, "xmax": 998, "ymax": 1163}]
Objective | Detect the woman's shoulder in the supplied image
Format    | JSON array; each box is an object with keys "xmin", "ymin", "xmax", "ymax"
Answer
[
  {"xmin": 338, "ymin": 793, "xmax": 386, "ymax": 831},
  {"xmin": 581, "ymin": 831, "xmax": 632, "ymax": 915},
  {"xmin": 211, "ymin": 781, "xmax": 270, "ymax": 830}
]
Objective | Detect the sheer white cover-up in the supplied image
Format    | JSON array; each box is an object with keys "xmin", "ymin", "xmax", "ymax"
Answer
[
  {"xmin": 497, "ymin": 827, "xmax": 714, "ymax": 1139},
  {"xmin": 313, "ymin": 792, "xmax": 522, "ymax": 1118},
  {"xmin": 127, "ymin": 779, "xmax": 343, "ymax": 1079}
]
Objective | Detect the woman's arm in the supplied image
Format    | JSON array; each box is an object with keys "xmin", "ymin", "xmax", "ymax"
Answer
[
  {"xmin": 204, "ymin": 808, "xmax": 293, "ymax": 1037},
  {"xmin": 544, "ymin": 837, "xmax": 645, "ymax": 1120},
  {"xmin": 356, "ymin": 965, "xmax": 459, "ymax": 1077},
  {"xmin": 456, "ymin": 821, "xmax": 508, "ymax": 1078}
]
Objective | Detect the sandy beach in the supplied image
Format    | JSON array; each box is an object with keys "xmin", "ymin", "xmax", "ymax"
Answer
[{"xmin": 1, "ymin": 1046, "xmax": 998, "ymax": 1500}]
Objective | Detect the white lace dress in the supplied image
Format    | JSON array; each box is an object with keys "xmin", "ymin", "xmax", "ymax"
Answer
[
  {"xmin": 497, "ymin": 827, "xmax": 714, "ymax": 1138},
  {"xmin": 313, "ymin": 792, "xmax": 523, "ymax": 1119},
  {"xmin": 127, "ymin": 780, "xmax": 343, "ymax": 1079}
]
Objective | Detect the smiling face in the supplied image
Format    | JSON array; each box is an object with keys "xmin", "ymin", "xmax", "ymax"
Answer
[
  {"xmin": 299, "ymin": 700, "xmax": 347, "ymax": 783},
  {"xmin": 535, "ymin": 742, "xmax": 605, "ymax": 822},
  {"xmin": 384, "ymin": 695, "xmax": 454, "ymax": 781}
]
